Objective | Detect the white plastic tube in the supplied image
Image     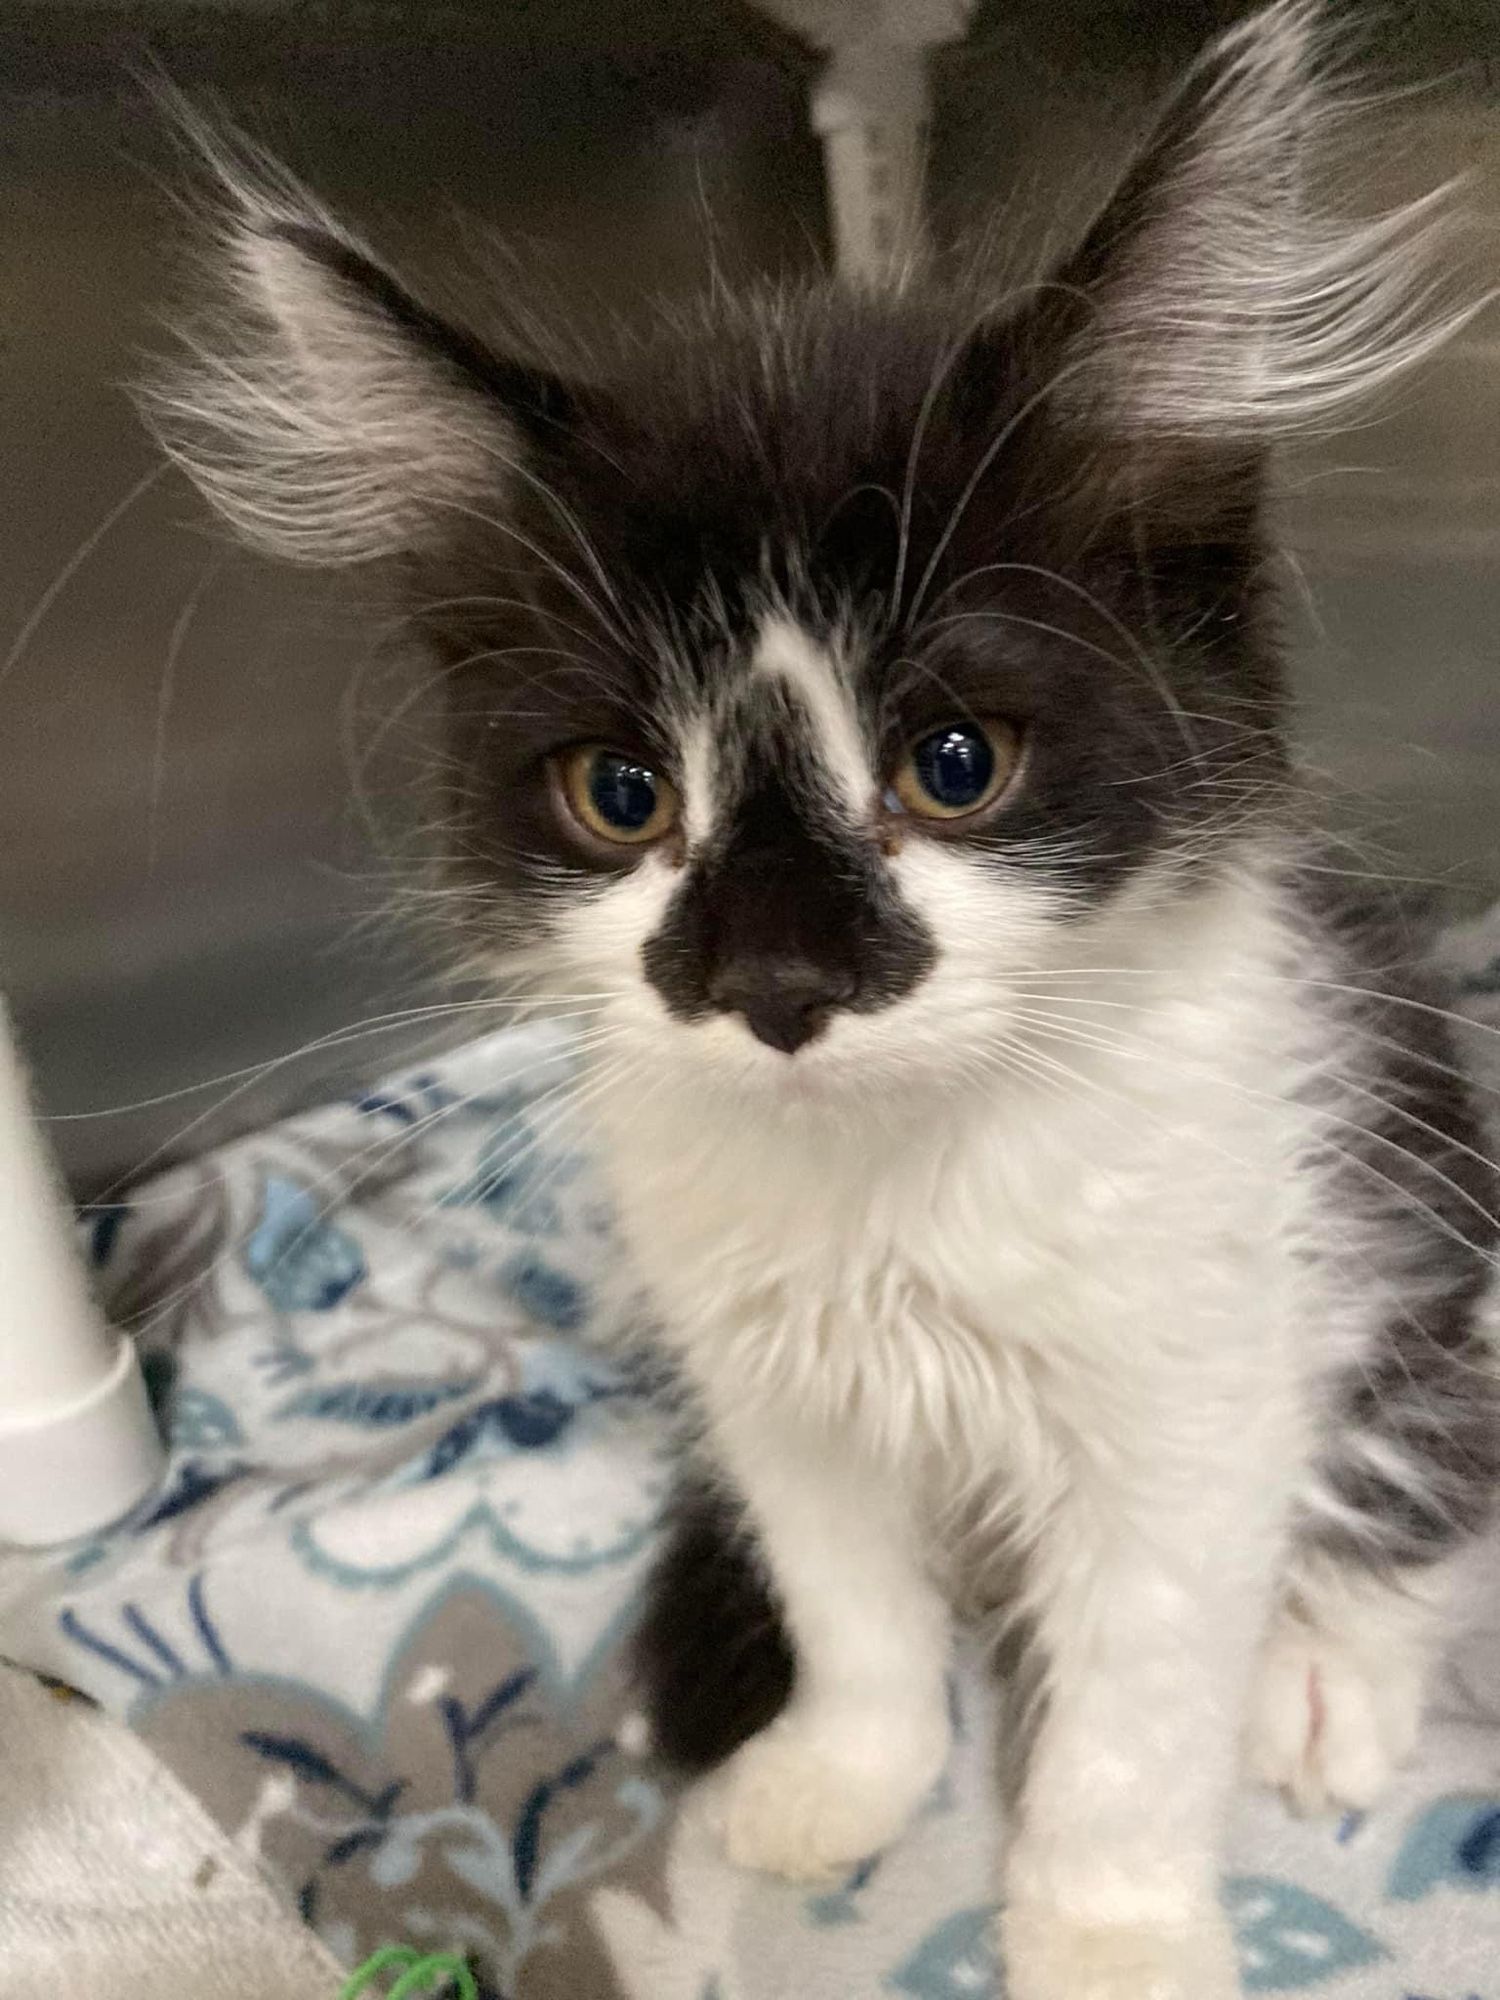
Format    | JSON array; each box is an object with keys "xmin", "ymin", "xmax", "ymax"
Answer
[
  {"xmin": 0, "ymin": 998, "xmax": 164, "ymax": 1546},
  {"xmin": 754, "ymin": 0, "xmax": 979, "ymax": 283},
  {"xmin": 813, "ymin": 34, "xmax": 931, "ymax": 282}
]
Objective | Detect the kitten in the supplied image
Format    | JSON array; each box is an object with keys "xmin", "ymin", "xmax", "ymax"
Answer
[{"xmin": 150, "ymin": 4, "xmax": 1500, "ymax": 1995}]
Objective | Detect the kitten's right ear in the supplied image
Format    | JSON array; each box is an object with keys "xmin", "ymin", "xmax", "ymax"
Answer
[{"xmin": 144, "ymin": 116, "xmax": 572, "ymax": 567}]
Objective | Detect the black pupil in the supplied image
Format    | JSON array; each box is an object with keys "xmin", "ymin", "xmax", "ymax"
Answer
[
  {"xmin": 590, "ymin": 753, "xmax": 658, "ymax": 832},
  {"xmin": 913, "ymin": 725, "xmax": 993, "ymax": 810}
]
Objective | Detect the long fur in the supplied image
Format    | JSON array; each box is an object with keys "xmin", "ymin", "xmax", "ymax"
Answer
[
  {"xmin": 1064, "ymin": 0, "xmax": 1484, "ymax": 437},
  {"xmin": 140, "ymin": 103, "xmax": 515, "ymax": 565},
  {"xmin": 147, "ymin": 9, "xmax": 1500, "ymax": 1998}
]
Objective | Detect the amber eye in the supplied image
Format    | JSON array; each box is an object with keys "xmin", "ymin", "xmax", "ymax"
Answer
[
  {"xmin": 556, "ymin": 745, "xmax": 680, "ymax": 847},
  {"xmin": 888, "ymin": 718, "xmax": 1018, "ymax": 822}
]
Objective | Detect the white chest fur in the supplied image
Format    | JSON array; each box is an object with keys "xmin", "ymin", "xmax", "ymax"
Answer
[{"xmin": 591, "ymin": 964, "xmax": 1309, "ymax": 1535}]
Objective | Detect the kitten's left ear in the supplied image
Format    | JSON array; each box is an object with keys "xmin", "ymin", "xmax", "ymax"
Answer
[
  {"xmin": 145, "ymin": 119, "xmax": 573, "ymax": 567},
  {"xmin": 1048, "ymin": 0, "xmax": 1475, "ymax": 447}
]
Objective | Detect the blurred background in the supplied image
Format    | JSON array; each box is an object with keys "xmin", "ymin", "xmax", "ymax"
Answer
[{"xmin": 4, "ymin": 0, "xmax": 1498, "ymax": 1192}]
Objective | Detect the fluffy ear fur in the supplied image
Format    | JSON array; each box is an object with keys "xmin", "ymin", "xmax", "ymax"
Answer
[
  {"xmin": 143, "ymin": 118, "xmax": 571, "ymax": 566},
  {"xmin": 1054, "ymin": 0, "xmax": 1480, "ymax": 442}
]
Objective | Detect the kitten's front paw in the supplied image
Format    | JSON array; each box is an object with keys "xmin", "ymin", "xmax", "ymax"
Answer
[
  {"xmin": 707, "ymin": 1708, "xmax": 946, "ymax": 1883},
  {"xmin": 1002, "ymin": 1903, "xmax": 1240, "ymax": 2000},
  {"xmin": 1246, "ymin": 1612, "xmax": 1422, "ymax": 1814}
]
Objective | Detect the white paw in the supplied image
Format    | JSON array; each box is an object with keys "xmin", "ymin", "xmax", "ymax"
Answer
[
  {"xmin": 1246, "ymin": 1613, "xmax": 1422, "ymax": 1815},
  {"xmin": 705, "ymin": 1708, "xmax": 947, "ymax": 1884},
  {"xmin": 1003, "ymin": 1904, "xmax": 1240, "ymax": 2000}
]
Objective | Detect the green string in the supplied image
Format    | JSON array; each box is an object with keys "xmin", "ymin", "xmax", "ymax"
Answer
[
  {"xmin": 387, "ymin": 1958, "xmax": 478, "ymax": 2000},
  {"xmin": 339, "ymin": 1946, "xmax": 421, "ymax": 1996},
  {"xmin": 338, "ymin": 1944, "xmax": 479, "ymax": 2000}
]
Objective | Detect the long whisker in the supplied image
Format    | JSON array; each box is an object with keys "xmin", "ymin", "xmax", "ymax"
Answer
[
  {"xmin": 1004, "ymin": 1007, "xmax": 1500, "ymax": 1266},
  {"xmin": 462, "ymin": 432, "xmax": 629, "ymax": 636},
  {"xmin": 1003, "ymin": 963, "xmax": 1500, "ymax": 1060},
  {"xmin": 146, "ymin": 556, "xmax": 223, "ymax": 872},
  {"xmin": 1005, "ymin": 984, "xmax": 1500, "ymax": 1107},
  {"xmin": 923, "ymin": 561, "xmax": 1198, "ymax": 749},
  {"xmin": 409, "ymin": 591, "xmax": 616, "ymax": 659},
  {"xmin": 341, "ymin": 639, "xmax": 604, "ymax": 851},
  {"xmin": 430, "ymin": 495, "xmax": 639, "ymax": 660},
  {"xmin": 380, "ymin": 1042, "xmax": 638, "ymax": 1251},
  {"xmin": 979, "ymin": 1014, "xmax": 1500, "ymax": 1398},
  {"xmin": 72, "ymin": 998, "xmax": 623, "ymax": 1228},
  {"xmin": 3, "ymin": 463, "xmax": 172, "ymax": 686},
  {"xmin": 255, "ymin": 1031, "xmax": 635, "ymax": 1321},
  {"xmin": 903, "ymin": 354, "xmax": 1092, "ymax": 634},
  {"xmin": 890, "ymin": 306, "xmax": 997, "ymax": 622},
  {"xmin": 112, "ymin": 1031, "xmax": 622, "ymax": 1346},
  {"xmin": 54, "ymin": 996, "xmax": 621, "ymax": 1126},
  {"xmin": 1009, "ymin": 996, "xmax": 1500, "ymax": 1268},
  {"xmin": 78, "ymin": 1013, "xmax": 621, "ymax": 1231}
]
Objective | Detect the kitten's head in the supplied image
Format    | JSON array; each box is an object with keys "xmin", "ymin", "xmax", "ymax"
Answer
[{"xmin": 150, "ymin": 2, "xmax": 1470, "ymax": 1109}]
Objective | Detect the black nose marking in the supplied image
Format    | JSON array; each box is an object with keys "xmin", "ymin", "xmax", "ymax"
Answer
[
  {"xmin": 640, "ymin": 743, "xmax": 937, "ymax": 1047},
  {"xmin": 707, "ymin": 959, "xmax": 858, "ymax": 1055}
]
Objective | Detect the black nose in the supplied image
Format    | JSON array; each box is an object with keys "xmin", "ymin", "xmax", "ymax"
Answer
[{"xmin": 707, "ymin": 958, "xmax": 857, "ymax": 1055}]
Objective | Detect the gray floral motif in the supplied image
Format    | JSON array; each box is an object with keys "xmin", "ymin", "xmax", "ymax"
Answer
[{"xmin": 135, "ymin": 1581, "xmax": 672, "ymax": 2000}]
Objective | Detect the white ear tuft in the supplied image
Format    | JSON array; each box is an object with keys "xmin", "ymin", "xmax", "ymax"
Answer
[
  {"xmin": 1062, "ymin": 0, "xmax": 1485, "ymax": 442},
  {"xmin": 142, "ymin": 114, "xmax": 514, "ymax": 566}
]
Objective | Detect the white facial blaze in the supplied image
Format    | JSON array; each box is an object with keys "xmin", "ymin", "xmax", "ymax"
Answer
[
  {"xmin": 749, "ymin": 615, "xmax": 873, "ymax": 821},
  {"xmin": 677, "ymin": 715, "xmax": 716, "ymax": 850}
]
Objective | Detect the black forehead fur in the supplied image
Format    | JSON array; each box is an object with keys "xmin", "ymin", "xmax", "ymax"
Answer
[
  {"xmin": 428, "ymin": 278, "xmax": 1283, "ymax": 924},
  {"xmin": 437, "ymin": 281, "xmax": 1270, "ymax": 653}
]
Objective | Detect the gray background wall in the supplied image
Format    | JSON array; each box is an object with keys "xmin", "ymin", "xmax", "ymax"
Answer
[{"xmin": 3, "ymin": 1, "xmax": 1498, "ymax": 1191}]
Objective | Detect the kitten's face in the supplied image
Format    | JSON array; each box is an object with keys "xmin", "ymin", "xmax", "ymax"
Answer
[
  {"xmin": 425, "ymin": 294, "xmax": 1278, "ymax": 1103},
  {"xmin": 534, "ymin": 602, "xmax": 1096, "ymax": 1104},
  {"xmin": 154, "ymin": 0, "xmax": 1459, "ymax": 1108}
]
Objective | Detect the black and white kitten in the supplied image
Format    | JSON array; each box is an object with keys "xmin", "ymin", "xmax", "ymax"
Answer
[{"xmin": 152, "ymin": 5, "xmax": 1500, "ymax": 1995}]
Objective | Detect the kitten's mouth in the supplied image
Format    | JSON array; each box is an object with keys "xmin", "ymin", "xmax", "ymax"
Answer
[{"xmin": 714, "ymin": 1020, "xmax": 868, "ymax": 1100}]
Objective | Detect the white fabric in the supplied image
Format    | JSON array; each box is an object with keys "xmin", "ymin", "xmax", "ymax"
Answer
[{"xmin": 0, "ymin": 1664, "xmax": 341, "ymax": 2000}]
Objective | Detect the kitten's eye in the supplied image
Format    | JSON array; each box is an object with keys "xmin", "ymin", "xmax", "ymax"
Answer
[
  {"xmin": 889, "ymin": 719, "xmax": 1017, "ymax": 821},
  {"xmin": 556, "ymin": 746, "xmax": 679, "ymax": 847}
]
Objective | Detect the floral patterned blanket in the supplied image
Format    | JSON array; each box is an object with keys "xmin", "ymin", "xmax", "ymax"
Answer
[{"xmin": 1, "ymin": 979, "xmax": 1498, "ymax": 1999}]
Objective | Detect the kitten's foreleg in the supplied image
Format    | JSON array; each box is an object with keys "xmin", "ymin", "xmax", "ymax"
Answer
[
  {"xmin": 692, "ymin": 1408, "xmax": 953, "ymax": 1884},
  {"xmin": 1001, "ymin": 1369, "xmax": 1297, "ymax": 2000}
]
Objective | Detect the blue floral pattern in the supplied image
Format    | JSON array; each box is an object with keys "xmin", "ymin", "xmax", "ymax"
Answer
[
  {"xmin": 891, "ymin": 1907, "xmax": 1001, "ymax": 1997},
  {"xmin": 1225, "ymin": 1877, "xmax": 1385, "ymax": 1990},
  {"xmin": 245, "ymin": 1173, "xmax": 367, "ymax": 1311},
  {"xmin": 1389, "ymin": 1798, "xmax": 1500, "ymax": 1904}
]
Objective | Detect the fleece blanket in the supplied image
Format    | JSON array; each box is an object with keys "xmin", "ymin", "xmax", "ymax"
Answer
[{"xmin": 1, "ymin": 931, "xmax": 1499, "ymax": 1999}]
